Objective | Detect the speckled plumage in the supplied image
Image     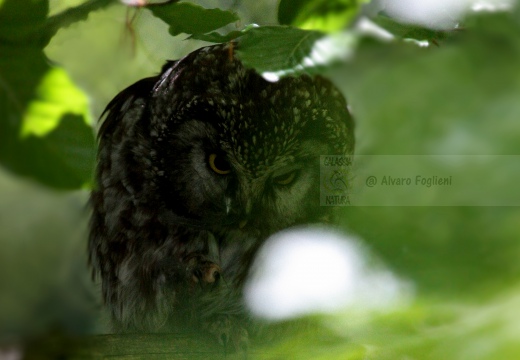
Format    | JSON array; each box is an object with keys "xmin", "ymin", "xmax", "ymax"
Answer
[{"xmin": 89, "ymin": 43, "xmax": 354, "ymax": 345}]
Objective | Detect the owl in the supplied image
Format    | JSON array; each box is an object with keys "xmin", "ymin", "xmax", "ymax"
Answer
[{"xmin": 89, "ymin": 43, "xmax": 354, "ymax": 348}]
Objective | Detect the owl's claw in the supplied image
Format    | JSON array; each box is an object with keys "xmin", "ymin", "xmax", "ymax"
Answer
[
  {"xmin": 192, "ymin": 262, "xmax": 221, "ymax": 284},
  {"xmin": 185, "ymin": 254, "xmax": 221, "ymax": 288}
]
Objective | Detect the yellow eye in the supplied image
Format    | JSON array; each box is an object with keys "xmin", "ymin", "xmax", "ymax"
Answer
[
  {"xmin": 208, "ymin": 153, "xmax": 231, "ymax": 175},
  {"xmin": 273, "ymin": 171, "xmax": 298, "ymax": 186}
]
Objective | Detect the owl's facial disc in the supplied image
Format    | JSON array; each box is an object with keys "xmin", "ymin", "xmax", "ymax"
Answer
[
  {"xmin": 270, "ymin": 166, "xmax": 302, "ymax": 187},
  {"xmin": 215, "ymin": 159, "xmax": 320, "ymax": 236}
]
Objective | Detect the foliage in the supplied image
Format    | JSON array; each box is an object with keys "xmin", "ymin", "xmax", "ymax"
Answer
[
  {"xmin": 0, "ymin": 0, "xmax": 96, "ymax": 188},
  {"xmin": 149, "ymin": 2, "xmax": 238, "ymax": 37},
  {"xmin": 278, "ymin": 0, "xmax": 368, "ymax": 32},
  {"xmin": 1, "ymin": 0, "xmax": 520, "ymax": 358}
]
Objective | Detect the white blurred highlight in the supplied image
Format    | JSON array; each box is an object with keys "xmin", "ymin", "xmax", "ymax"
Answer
[
  {"xmin": 472, "ymin": 1, "xmax": 515, "ymax": 11},
  {"xmin": 382, "ymin": 0, "xmax": 469, "ymax": 29},
  {"xmin": 244, "ymin": 227, "xmax": 413, "ymax": 320},
  {"xmin": 355, "ymin": 18, "xmax": 395, "ymax": 42},
  {"xmin": 376, "ymin": 0, "xmax": 515, "ymax": 29}
]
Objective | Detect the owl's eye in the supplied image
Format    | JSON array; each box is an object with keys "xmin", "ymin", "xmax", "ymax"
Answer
[
  {"xmin": 273, "ymin": 170, "xmax": 299, "ymax": 186},
  {"xmin": 208, "ymin": 153, "xmax": 231, "ymax": 175}
]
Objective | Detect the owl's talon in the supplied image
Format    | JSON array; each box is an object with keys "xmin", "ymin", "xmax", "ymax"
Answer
[
  {"xmin": 203, "ymin": 264, "xmax": 221, "ymax": 284},
  {"xmin": 185, "ymin": 254, "xmax": 221, "ymax": 288}
]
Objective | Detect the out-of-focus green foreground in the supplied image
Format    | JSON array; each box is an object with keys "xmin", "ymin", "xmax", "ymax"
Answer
[{"xmin": 1, "ymin": 0, "xmax": 520, "ymax": 359}]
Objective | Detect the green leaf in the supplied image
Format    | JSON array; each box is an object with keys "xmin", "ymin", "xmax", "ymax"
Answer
[
  {"xmin": 0, "ymin": 47, "xmax": 96, "ymax": 188},
  {"xmin": 335, "ymin": 10, "xmax": 520, "ymax": 292},
  {"xmin": 188, "ymin": 29, "xmax": 244, "ymax": 42},
  {"xmin": 372, "ymin": 15, "xmax": 452, "ymax": 44},
  {"xmin": 255, "ymin": 290, "xmax": 520, "ymax": 359},
  {"xmin": 0, "ymin": 0, "xmax": 96, "ymax": 189},
  {"xmin": 17, "ymin": 114, "xmax": 96, "ymax": 189},
  {"xmin": 44, "ymin": 0, "xmax": 115, "ymax": 42},
  {"xmin": 149, "ymin": 2, "xmax": 239, "ymax": 37},
  {"xmin": 236, "ymin": 26, "xmax": 358, "ymax": 80},
  {"xmin": 0, "ymin": 0, "xmax": 47, "ymax": 43},
  {"xmin": 21, "ymin": 67, "xmax": 92, "ymax": 137},
  {"xmin": 0, "ymin": 0, "xmax": 116, "ymax": 47},
  {"xmin": 188, "ymin": 23, "xmax": 258, "ymax": 43},
  {"xmin": 278, "ymin": 0, "xmax": 367, "ymax": 32}
]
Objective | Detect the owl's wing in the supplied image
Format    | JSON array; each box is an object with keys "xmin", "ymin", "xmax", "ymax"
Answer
[
  {"xmin": 97, "ymin": 76, "xmax": 159, "ymax": 139},
  {"xmin": 97, "ymin": 59, "xmax": 181, "ymax": 138},
  {"xmin": 90, "ymin": 76, "xmax": 160, "ymax": 279}
]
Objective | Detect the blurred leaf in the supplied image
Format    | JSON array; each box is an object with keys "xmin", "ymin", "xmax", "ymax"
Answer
[
  {"xmin": 372, "ymin": 15, "xmax": 453, "ymax": 44},
  {"xmin": 278, "ymin": 0, "xmax": 367, "ymax": 32},
  {"xmin": 21, "ymin": 67, "xmax": 92, "ymax": 137},
  {"xmin": 18, "ymin": 114, "xmax": 96, "ymax": 189},
  {"xmin": 0, "ymin": 57, "xmax": 96, "ymax": 188},
  {"xmin": 149, "ymin": 2, "xmax": 239, "ymax": 36},
  {"xmin": 334, "ymin": 10, "xmax": 520, "ymax": 294},
  {"xmin": 236, "ymin": 26, "xmax": 357, "ymax": 80},
  {"xmin": 0, "ymin": 0, "xmax": 47, "ymax": 43},
  {"xmin": 253, "ymin": 288, "xmax": 520, "ymax": 359},
  {"xmin": 0, "ymin": 0, "xmax": 114, "ymax": 46},
  {"xmin": 44, "ymin": 0, "xmax": 115, "ymax": 42},
  {"xmin": 0, "ymin": 0, "xmax": 95, "ymax": 189}
]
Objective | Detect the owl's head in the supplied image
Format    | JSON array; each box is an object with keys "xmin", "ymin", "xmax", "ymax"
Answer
[{"xmin": 102, "ymin": 44, "xmax": 354, "ymax": 237}]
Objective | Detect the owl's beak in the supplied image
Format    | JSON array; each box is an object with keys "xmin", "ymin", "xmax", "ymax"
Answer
[
  {"xmin": 224, "ymin": 195, "xmax": 249, "ymax": 229},
  {"xmin": 225, "ymin": 197, "xmax": 232, "ymax": 215}
]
